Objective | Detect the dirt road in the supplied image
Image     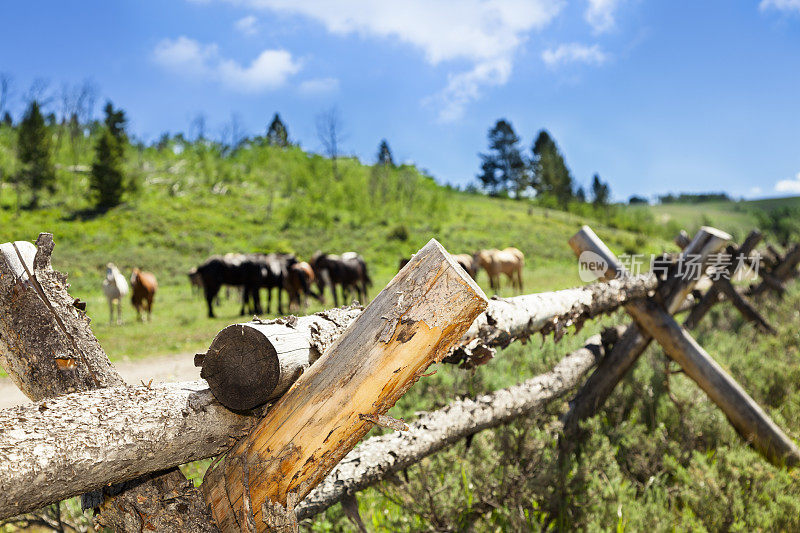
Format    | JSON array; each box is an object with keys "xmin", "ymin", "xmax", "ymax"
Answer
[{"xmin": 0, "ymin": 352, "xmax": 199, "ymax": 409}]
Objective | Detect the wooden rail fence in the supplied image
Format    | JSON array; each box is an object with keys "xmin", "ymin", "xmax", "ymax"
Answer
[{"xmin": 1, "ymin": 226, "xmax": 798, "ymax": 532}]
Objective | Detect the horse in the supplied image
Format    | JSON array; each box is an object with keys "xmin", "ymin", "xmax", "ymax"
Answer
[
  {"xmin": 452, "ymin": 253, "xmax": 479, "ymax": 280},
  {"xmin": 284, "ymin": 261, "xmax": 319, "ymax": 311},
  {"xmin": 310, "ymin": 251, "xmax": 372, "ymax": 307},
  {"xmin": 102, "ymin": 263, "xmax": 129, "ymax": 325},
  {"xmin": 195, "ymin": 254, "xmax": 259, "ymax": 318},
  {"xmin": 130, "ymin": 268, "xmax": 158, "ymax": 322},
  {"xmin": 247, "ymin": 253, "xmax": 295, "ymax": 316},
  {"xmin": 473, "ymin": 248, "xmax": 524, "ymax": 292}
]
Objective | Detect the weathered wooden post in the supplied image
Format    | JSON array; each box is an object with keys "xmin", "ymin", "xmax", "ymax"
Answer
[
  {"xmin": 563, "ymin": 226, "xmax": 731, "ymax": 432},
  {"xmin": 201, "ymin": 239, "xmax": 488, "ymax": 531},
  {"xmin": 683, "ymin": 230, "xmax": 774, "ymax": 332},
  {"xmin": 566, "ymin": 226, "xmax": 800, "ymax": 466},
  {"xmin": 0, "ymin": 234, "xmax": 217, "ymax": 532}
]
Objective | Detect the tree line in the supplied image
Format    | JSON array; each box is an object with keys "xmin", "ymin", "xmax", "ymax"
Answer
[{"xmin": 476, "ymin": 118, "xmax": 611, "ymax": 208}]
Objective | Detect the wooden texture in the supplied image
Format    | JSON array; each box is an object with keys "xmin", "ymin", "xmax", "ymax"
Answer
[
  {"xmin": 0, "ymin": 381, "xmax": 255, "ymax": 520},
  {"xmin": 627, "ymin": 299, "xmax": 800, "ymax": 466},
  {"xmin": 201, "ymin": 274, "xmax": 658, "ymax": 409},
  {"xmin": 562, "ymin": 225, "xmax": 730, "ymax": 435},
  {"xmin": 0, "ymin": 235, "xmax": 124, "ymax": 398},
  {"xmin": 0, "ymin": 234, "xmax": 217, "ymax": 532},
  {"xmin": 751, "ymin": 243, "xmax": 800, "ymax": 296},
  {"xmin": 295, "ymin": 326, "xmax": 627, "ymax": 521},
  {"xmin": 202, "ymin": 239, "xmax": 488, "ymax": 532},
  {"xmin": 198, "ymin": 308, "xmax": 363, "ymax": 410},
  {"xmin": 0, "ymin": 273, "xmax": 658, "ymax": 516}
]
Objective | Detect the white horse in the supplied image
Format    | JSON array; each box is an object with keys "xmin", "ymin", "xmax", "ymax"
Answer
[{"xmin": 102, "ymin": 263, "xmax": 129, "ymax": 325}]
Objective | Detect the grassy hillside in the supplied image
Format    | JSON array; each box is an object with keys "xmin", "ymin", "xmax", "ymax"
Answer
[
  {"xmin": 0, "ymin": 125, "xmax": 668, "ymax": 361},
  {"xmin": 627, "ymin": 195, "xmax": 800, "ymax": 243}
]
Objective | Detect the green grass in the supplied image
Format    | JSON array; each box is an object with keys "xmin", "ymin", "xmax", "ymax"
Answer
[{"xmin": 625, "ymin": 195, "xmax": 800, "ymax": 243}]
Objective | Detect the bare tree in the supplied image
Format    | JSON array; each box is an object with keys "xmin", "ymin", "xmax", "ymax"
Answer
[
  {"xmin": 0, "ymin": 73, "xmax": 11, "ymax": 118},
  {"xmin": 316, "ymin": 106, "xmax": 346, "ymax": 180},
  {"xmin": 221, "ymin": 112, "xmax": 246, "ymax": 154},
  {"xmin": 190, "ymin": 112, "xmax": 206, "ymax": 142}
]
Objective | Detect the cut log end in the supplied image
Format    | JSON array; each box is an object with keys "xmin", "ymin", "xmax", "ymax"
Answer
[{"xmin": 200, "ymin": 324, "xmax": 281, "ymax": 411}]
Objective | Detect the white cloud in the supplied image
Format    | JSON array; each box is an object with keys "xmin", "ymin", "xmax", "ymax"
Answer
[
  {"xmin": 760, "ymin": 0, "xmax": 800, "ymax": 12},
  {"xmin": 585, "ymin": 0, "xmax": 623, "ymax": 33},
  {"xmin": 542, "ymin": 43, "xmax": 608, "ymax": 67},
  {"xmin": 749, "ymin": 186, "xmax": 763, "ymax": 196},
  {"xmin": 218, "ymin": 0, "xmax": 565, "ymax": 120},
  {"xmin": 430, "ymin": 58, "xmax": 513, "ymax": 122},
  {"xmin": 235, "ymin": 15, "xmax": 259, "ymax": 35},
  {"xmin": 298, "ymin": 77, "xmax": 340, "ymax": 95},
  {"xmin": 775, "ymin": 172, "xmax": 800, "ymax": 194},
  {"xmin": 153, "ymin": 36, "xmax": 300, "ymax": 92}
]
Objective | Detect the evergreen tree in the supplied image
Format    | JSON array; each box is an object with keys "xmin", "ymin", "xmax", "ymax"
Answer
[
  {"xmin": 103, "ymin": 101, "xmax": 127, "ymax": 144},
  {"xmin": 575, "ymin": 186, "xmax": 587, "ymax": 203},
  {"xmin": 477, "ymin": 119, "xmax": 529, "ymax": 197},
  {"xmin": 16, "ymin": 100, "xmax": 56, "ymax": 207},
  {"xmin": 1, "ymin": 112, "xmax": 11, "ymax": 127},
  {"xmin": 591, "ymin": 173, "xmax": 611, "ymax": 207},
  {"xmin": 266, "ymin": 113, "xmax": 289, "ymax": 147},
  {"xmin": 532, "ymin": 130, "xmax": 574, "ymax": 208},
  {"xmin": 90, "ymin": 102, "xmax": 127, "ymax": 208},
  {"xmin": 376, "ymin": 139, "xmax": 395, "ymax": 167}
]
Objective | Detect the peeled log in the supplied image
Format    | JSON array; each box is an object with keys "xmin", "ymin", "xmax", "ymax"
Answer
[
  {"xmin": 0, "ymin": 381, "xmax": 254, "ymax": 520},
  {"xmin": 562, "ymin": 226, "xmax": 731, "ymax": 436},
  {"xmin": 202, "ymin": 239, "xmax": 488, "ymax": 532},
  {"xmin": 198, "ymin": 307, "xmax": 363, "ymax": 410},
  {"xmin": 200, "ymin": 274, "xmax": 657, "ymax": 410},
  {"xmin": 629, "ymin": 299, "xmax": 800, "ymax": 466},
  {"xmin": 295, "ymin": 326, "xmax": 627, "ymax": 520}
]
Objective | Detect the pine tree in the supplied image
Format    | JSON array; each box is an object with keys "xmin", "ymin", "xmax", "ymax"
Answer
[
  {"xmin": 591, "ymin": 173, "xmax": 611, "ymax": 207},
  {"xmin": 376, "ymin": 139, "xmax": 395, "ymax": 167},
  {"xmin": 532, "ymin": 130, "xmax": 574, "ymax": 208},
  {"xmin": 575, "ymin": 186, "xmax": 587, "ymax": 203},
  {"xmin": 90, "ymin": 102, "xmax": 127, "ymax": 208},
  {"xmin": 1, "ymin": 112, "xmax": 11, "ymax": 127},
  {"xmin": 477, "ymin": 119, "xmax": 529, "ymax": 197},
  {"xmin": 266, "ymin": 113, "xmax": 289, "ymax": 148},
  {"xmin": 17, "ymin": 100, "xmax": 56, "ymax": 207}
]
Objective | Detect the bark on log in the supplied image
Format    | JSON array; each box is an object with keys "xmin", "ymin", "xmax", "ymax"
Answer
[
  {"xmin": 627, "ymin": 299, "xmax": 800, "ymax": 466},
  {"xmin": 0, "ymin": 381, "xmax": 256, "ymax": 520},
  {"xmin": 200, "ymin": 274, "xmax": 657, "ymax": 410},
  {"xmin": 294, "ymin": 326, "xmax": 627, "ymax": 520},
  {"xmin": 0, "ymin": 272, "xmax": 658, "ymax": 515},
  {"xmin": 0, "ymin": 236, "xmax": 124, "ymax": 397},
  {"xmin": 562, "ymin": 226, "xmax": 731, "ymax": 436},
  {"xmin": 202, "ymin": 239, "xmax": 488, "ymax": 532},
  {"xmin": 0, "ymin": 235, "xmax": 216, "ymax": 532},
  {"xmin": 197, "ymin": 307, "xmax": 363, "ymax": 410}
]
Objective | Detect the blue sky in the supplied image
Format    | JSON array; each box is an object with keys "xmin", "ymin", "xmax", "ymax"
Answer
[{"xmin": 2, "ymin": 0, "xmax": 800, "ymax": 200}]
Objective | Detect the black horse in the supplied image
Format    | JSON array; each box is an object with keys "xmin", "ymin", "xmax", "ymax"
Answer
[
  {"xmin": 309, "ymin": 251, "xmax": 372, "ymax": 307},
  {"xmin": 195, "ymin": 254, "xmax": 261, "ymax": 318},
  {"xmin": 246, "ymin": 252, "xmax": 296, "ymax": 316}
]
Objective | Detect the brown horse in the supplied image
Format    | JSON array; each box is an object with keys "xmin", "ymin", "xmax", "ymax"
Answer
[
  {"xmin": 452, "ymin": 253, "xmax": 479, "ymax": 279},
  {"xmin": 130, "ymin": 268, "xmax": 158, "ymax": 321},
  {"xmin": 474, "ymin": 248, "xmax": 524, "ymax": 292},
  {"xmin": 285, "ymin": 261, "xmax": 319, "ymax": 311}
]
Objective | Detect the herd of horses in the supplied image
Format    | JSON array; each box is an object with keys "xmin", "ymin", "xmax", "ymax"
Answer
[
  {"xmin": 189, "ymin": 251, "xmax": 372, "ymax": 318},
  {"xmin": 99, "ymin": 246, "xmax": 525, "ymax": 323}
]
